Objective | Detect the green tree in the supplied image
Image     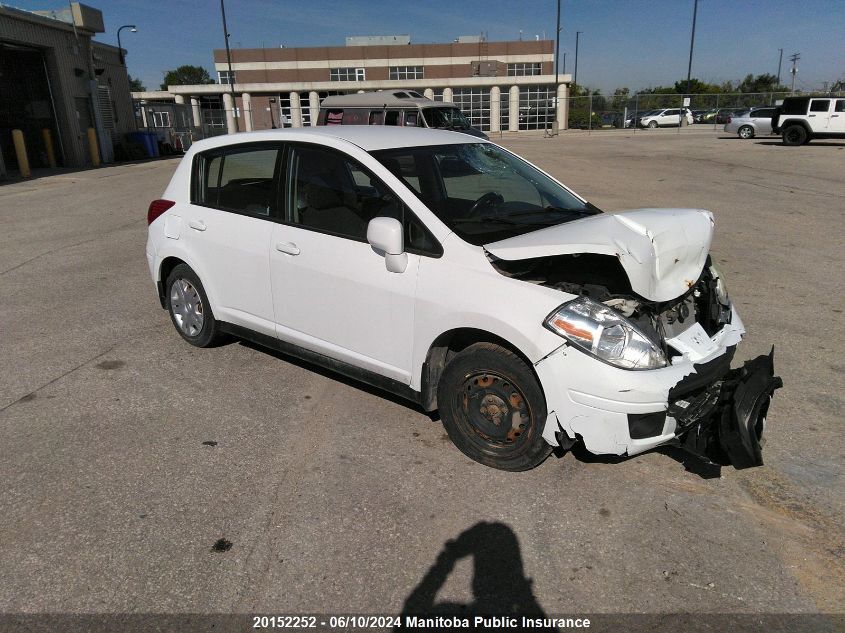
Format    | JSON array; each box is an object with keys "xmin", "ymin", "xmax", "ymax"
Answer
[
  {"xmin": 128, "ymin": 75, "xmax": 146, "ymax": 92},
  {"xmin": 610, "ymin": 87, "xmax": 630, "ymax": 110},
  {"xmin": 673, "ymin": 78, "xmax": 722, "ymax": 94},
  {"xmin": 736, "ymin": 73, "xmax": 786, "ymax": 93},
  {"xmin": 160, "ymin": 65, "xmax": 214, "ymax": 89}
]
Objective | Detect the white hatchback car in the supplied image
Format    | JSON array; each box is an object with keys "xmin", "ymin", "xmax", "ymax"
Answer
[
  {"xmin": 146, "ymin": 127, "xmax": 781, "ymax": 471},
  {"xmin": 640, "ymin": 108, "xmax": 694, "ymax": 128}
]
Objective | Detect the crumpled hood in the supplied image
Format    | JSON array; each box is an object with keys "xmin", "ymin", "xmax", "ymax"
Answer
[{"xmin": 484, "ymin": 208, "xmax": 715, "ymax": 302}]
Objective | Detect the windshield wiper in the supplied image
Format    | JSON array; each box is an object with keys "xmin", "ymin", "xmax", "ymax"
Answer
[
  {"xmin": 451, "ymin": 216, "xmax": 553, "ymax": 226},
  {"xmin": 495, "ymin": 206, "xmax": 589, "ymax": 219}
]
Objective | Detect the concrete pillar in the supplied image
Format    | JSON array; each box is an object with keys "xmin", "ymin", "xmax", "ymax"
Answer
[
  {"xmin": 423, "ymin": 88, "xmax": 434, "ymax": 100},
  {"xmin": 140, "ymin": 102, "xmax": 149, "ymax": 128},
  {"xmin": 308, "ymin": 91, "xmax": 320, "ymax": 126},
  {"xmin": 557, "ymin": 83, "xmax": 569, "ymax": 131},
  {"xmin": 442, "ymin": 87, "xmax": 453, "ymax": 102},
  {"xmin": 190, "ymin": 97, "xmax": 201, "ymax": 127},
  {"xmin": 289, "ymin": 92, "xmax": 303, "ymax": 128},
  {"xmin": 242, "ymin": 93, "xmax": 253, "ymax": 131},
  {"xmin": 223, "ymin": 92, "xmax": 237, "ymax": 134},
  {"xmin": 508, "ymin": 86, "xmax": 520, "ymax": 132},
  {"xmin": 489, "ymin": 86, "xmax": 501, "ymax": 133},
  {"xmin": 174, "ymin": 95, "xmax": 185, "ymax": 105}
]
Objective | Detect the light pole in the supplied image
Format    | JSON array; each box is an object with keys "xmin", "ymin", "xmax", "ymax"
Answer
[
  {"xmin": 776, "ymin": 48, "xmax": 784, "ymax": 88},
  {"xmin": 220, "ymin": 0, "xmax": 239, "ymax": 131},
  {"xmin": 685, "ymin": 0, "xmax": 698, "ymax": 95},
  {"xmin": 117, "ymin": 25, "xmax": 137, "ymax": 66},
  {"xmin": 574, "ymin": 31, "xmax": 582, "ymax": 89},
  {"xmin": 268, "ymin": 97, "xmax": 277, "ymax": 129},
  {"xmin": 553, "ymin": 0, "xmax": 561, "ymax": 129}
]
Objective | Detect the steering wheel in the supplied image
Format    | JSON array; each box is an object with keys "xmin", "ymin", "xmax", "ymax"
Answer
[{"xmin": 467, "ymin": 192, "xmax": 504, "ymax": 217}]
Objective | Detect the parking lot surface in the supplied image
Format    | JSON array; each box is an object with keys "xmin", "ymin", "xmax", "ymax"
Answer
[{"xmin": 1, "ymin": 130, "xmax": 843, "ymax": 620}]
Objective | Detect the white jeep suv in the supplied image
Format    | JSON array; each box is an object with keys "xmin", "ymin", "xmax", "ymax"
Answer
[
  {"xmin": 146, "ymin": 127, "xmax": 781, "ymax": 471},
  {"xmin": 773, "ymin": 96, "xmax": 845, "ymax": 145}
]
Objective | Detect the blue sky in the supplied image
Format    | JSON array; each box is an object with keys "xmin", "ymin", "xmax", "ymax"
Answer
[{"xmin": 12, "ymin": 0, "xmax": 844, "ymax": 93}]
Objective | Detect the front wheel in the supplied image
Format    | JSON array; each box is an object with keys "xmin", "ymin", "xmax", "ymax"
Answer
[
  {"xmin": 165, "ymin": 263, "xmax": 224, "ymax": 347},
  {"xmin": 782, "ymin": 125, "xmax": 807, "ymax": 146},
  {"xmin": 437, "ymin": 343, "xmax": 553, "ymax": 471},
  {"xmin": 648, "ymin": 121, "xmax": 658, "ymax": 129},
  {"xmin": 738, "ymin": 125, "xmax": 755, "ymax": 139}
]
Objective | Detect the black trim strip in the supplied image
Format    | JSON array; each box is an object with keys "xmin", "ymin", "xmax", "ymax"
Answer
[{"xmin": 218, "ymin": 322, "xmax": 422, "ymax": 406}]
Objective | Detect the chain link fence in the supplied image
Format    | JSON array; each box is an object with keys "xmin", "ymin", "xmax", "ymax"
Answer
[{"xmin": 565, "ymin": 91, "xmax": 845, "ymax": 131}]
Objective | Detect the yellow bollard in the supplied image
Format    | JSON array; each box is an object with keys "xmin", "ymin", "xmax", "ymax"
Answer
[
  {"xmin": 42, "ymin": 128, "xmax": 57, "ymax": 168},
  {"xmin": 86, "ymin": 127, "xmax": 101, "ymax": 167},
  {"xmin": 11, "ymin": 129, "xmax": 31, "ymax": 178}
]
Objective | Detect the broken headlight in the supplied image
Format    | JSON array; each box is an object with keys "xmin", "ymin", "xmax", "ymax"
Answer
[
  {"xmin": 709, "ymin": 264, "xmax": 730, "ymax": 305},
  {"xmin": 544, "ymin": 296, "xmax": 668, "ymax": 370}
]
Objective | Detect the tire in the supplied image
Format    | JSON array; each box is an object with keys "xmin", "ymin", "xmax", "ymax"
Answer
[
  {"xmin": 648, "ymin": 121, "xmax": 658, "ymax": 129},
  {"xmin": 437, "ymin": 342, "xmax": 553, "ymax": 471},
  {"xmin": 165, "ymin": 263, "xmax": 224, "ymax": 347},
  {"xmin": 782, "ymin": 125, "xmax": 807, "ymax": 146},
  {"xmin": 738, "ymin": 125, "xmax": 755, "ymax": 139}
]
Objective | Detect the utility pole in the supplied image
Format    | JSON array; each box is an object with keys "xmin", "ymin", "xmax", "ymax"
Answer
[
  {"xmin": 776, "ymin": 48, "xmax": 783, "ymax": 87},
  {"xmin": 574, "ymin": 31, "xmax": 582, "ymax": 89},
  {"xmin": 220, "ymin": 0, "xmax": 239, "ymax": 131},
  {"xmin": 789, "ymin": 52, "xmax": 800, "ymax": 95},
  {"xmin": 685, "ymin": 0, "xmax": 698, "ymax": 95},
  {"xmin": 553, "ymin": 0, "xmax": 561, "ymax": 129},
  {"xmin": 563, "ymin": 52, "xmax": 566, "ymax": 74}
]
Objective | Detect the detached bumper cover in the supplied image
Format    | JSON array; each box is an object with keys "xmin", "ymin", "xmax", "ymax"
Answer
[{"xmin": 675, "ymin": 348, "xmax": 783, "ymax": 469}]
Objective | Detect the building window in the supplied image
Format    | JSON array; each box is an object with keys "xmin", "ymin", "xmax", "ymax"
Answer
[
  {"xmin": 432, "ymin": 89, "xmax": 444, "ymax": 102},
  {"xmin": 507, "ymin": 63, "xmax": 542, "ymax": 77},
  {"xmin": 389, "ymin": 66, "xmax": 424, "ymax": 80},
  {"xmin": 451, "ymin": 88, "xmax": 491, "ymax": 132},
  {"xmin": 218, "ymin": 70, "xmax": 236, "ymax": 85},
  {"xmin": 151, "ymin": 110, "xmax": 171, "ymax": 127},
  {"xmin": 330, "ymin": 67, "xmax": 366, "ymax": 82},
  {"xmin": 518, "ymin": 85, "xmax": 555, "ymax": 130}
]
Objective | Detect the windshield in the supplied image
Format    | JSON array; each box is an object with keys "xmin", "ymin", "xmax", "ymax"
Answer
[
  {"xmin": 371, "ymin": 143, "xmax": 600, "ymax": 246},
  {"xmin": 422, "ymin": 107, "xmax": 472, "ymax": 130}
]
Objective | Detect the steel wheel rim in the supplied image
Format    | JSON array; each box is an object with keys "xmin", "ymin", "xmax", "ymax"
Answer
[
  {"xmin": 786, "ymin": 128, "xmax": 801, "ymax": 143},
  {"xmin": 170, "ymin": 278, "xmax": 204, "ymax": 337},
  {"xmin": 458, "ymin": 371, "xmax": 532, "ymax": 449}
]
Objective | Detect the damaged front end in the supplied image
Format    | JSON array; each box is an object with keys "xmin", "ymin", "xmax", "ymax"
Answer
[
  {"xmin": 485, "ymin": 208, "xmax": 783, "ymax": 470},
  {"xmin": 671, "ymin": 349, "xmax": 783, "ymax": 469}
]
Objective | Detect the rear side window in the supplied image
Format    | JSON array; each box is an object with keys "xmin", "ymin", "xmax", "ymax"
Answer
[
  {"xmin": 752, "ymin": 108, "xmax": 775, "ymax": 118},
  {"xmin": 810, "ymin": 100, "xmax": 830, "ymax": 112},
  {"xmin": 194, "ymin": 145, "xmax": 281, "ymax": 216},
  {"xmin": 836, "ymin": 100, "xmax": 845, "ymax": 113},
  {"xmin": 385, "ymin": 111, "xmax": 400, "ymax": 126},
  {"xmin": 781, "ymin": 98, "xmax": 810, "ymax": 115}
]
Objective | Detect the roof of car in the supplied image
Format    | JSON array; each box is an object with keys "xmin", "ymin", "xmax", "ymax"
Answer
[
  {"xmin": 320, "ymin": 91, "xmax": 453, "ymax": 108},
  {"xmin": 188, "ymin": 126, "xmax": 486, "ymax": 153}
]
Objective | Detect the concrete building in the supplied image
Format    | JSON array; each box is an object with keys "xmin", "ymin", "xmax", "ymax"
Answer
[
  {"xmin": 0, "ymin": 2, "xmax": 135, "ymax": 174},
  {"xmin": 142, "ymin": 36, "xmax": 570, "ymax": 136}
]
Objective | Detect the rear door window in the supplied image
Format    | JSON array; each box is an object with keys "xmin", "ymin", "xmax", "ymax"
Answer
[
  {"xmin": 194, "ymin": 144, "xmax": 282, "ymax": 217},
  {"xmin": 810, "ymin": 100, "xmax": 831, "ymax": 112}
]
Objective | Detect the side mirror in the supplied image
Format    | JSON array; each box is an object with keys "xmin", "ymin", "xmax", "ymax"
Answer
[{"xmin": 367, "ymin": 217, "xmax": 407, "ymax": 273}]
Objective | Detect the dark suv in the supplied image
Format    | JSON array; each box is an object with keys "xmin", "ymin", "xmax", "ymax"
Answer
[{"xmin": 773, "ymin": 96, "xmax": 845, "ymax": 145}]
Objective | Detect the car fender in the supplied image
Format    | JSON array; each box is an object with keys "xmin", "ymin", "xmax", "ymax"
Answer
[{"xmin": 153, "ymin": 240, "xmax": 223, "ymax": 313}]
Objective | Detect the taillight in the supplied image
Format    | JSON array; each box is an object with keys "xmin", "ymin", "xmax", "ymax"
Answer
[
  {"xmin": 726, "ymin": 116, "xmax": 732, "ymax": 124},
  {"xmin": 147, "ymin": 199, "xmax": 175, "ymax": 225}
]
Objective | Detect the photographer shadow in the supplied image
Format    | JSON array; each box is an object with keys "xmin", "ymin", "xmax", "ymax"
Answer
[{"xmin": 396, "ymin": 521, "xmax": 558, "ymax": 631}]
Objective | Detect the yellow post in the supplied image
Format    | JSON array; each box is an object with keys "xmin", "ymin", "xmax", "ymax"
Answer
[
  {"xmin": 42, "ymin": 128, "xmax": 57, "ymax": 168},
  {"xmin": 86, "ymin": 127, "xmax": 101, "ymax": 167},
  {"xmin": 11, "ymin": 129, "xmax": 31, "ymax": 178}
]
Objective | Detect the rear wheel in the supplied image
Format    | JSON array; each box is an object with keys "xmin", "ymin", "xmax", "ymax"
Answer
[
  {"xmin": 165, "ymin": 264, "xmax": 224, "ymax": 347},
  {"xmin": 437, "ymin": 343, "xmax": 552, "ymax": 471},
  {"xmin": 738, "ymin": 125, "xmax": 755, "ymax": 139},
  {"xmin": 782, "ymin": 125, "xmax": 807, "ymax": 146}
]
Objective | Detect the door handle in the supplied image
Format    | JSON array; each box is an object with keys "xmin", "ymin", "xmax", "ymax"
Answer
[
  {"xmin": 808, "ymin": 114, "xmax": 816, "ymax": 117},
  {"xmin": 832, "ymin": 114, "xmax": 840, "ymax": 117},
  {"xmin": 275, "ymin": 241, "xmax": 300, "ymax": 256},
  {"xmin": 188, "ymin": 220, "xmax": 206, "ymax": 231}
]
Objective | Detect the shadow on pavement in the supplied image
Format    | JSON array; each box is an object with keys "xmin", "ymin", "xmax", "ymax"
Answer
[{"xmin": 396, "ymin": 522, "xmax": 558, "ymax": 631}]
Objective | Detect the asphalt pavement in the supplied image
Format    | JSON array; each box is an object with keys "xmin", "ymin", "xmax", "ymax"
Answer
[{"xmin": 1, "ymin": 129, "xmax": 843, "ymax": 625}]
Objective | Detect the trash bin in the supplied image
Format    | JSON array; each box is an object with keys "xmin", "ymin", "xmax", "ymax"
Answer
[{"xmin": 127, "ymin": 132, "xmax": 160, "ymax": 158}]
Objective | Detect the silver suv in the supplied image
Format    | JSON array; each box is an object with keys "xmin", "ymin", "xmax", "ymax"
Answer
[{"xmin": 773, "ymin": 96, "xmax": 845, "ymax": 145}]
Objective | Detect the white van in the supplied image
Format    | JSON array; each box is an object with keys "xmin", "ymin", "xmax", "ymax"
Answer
[{"xmin": 317, "ymin": 91, "xmax": 489, "ymax": 139}]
